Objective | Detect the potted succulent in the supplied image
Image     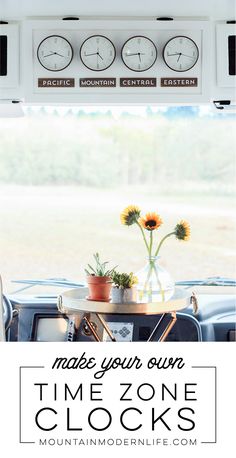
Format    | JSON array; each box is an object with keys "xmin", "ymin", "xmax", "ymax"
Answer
[
  {"xmin": 85, "ymin": 253, "xmax": 116, "ymax": 302},
  {"xmin": 111, "ymin": 271, "xmax": 138, "ymax": 304}
]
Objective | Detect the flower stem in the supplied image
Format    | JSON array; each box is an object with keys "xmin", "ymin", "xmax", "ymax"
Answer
[
  {"xmin": 149, "ymin": 231, "xmax": 153, "ymax": 258},
  {"xmin": 154, "ymin": 232, "xmax": 175, "ymax": 257},
  {"xmin": 141, "ymin": 258, "xmax": 165, "ymax": 302},
  {"xmin": 136, "ymin": 222, "xmax": 149, "ymax": 253},
  {"xmin": 141, "ymin": 263, "xmax": 153, "ymax": 301},
  {"xmin": 153, "ymin": 262, "xmax": 165, "ymax": 301}
]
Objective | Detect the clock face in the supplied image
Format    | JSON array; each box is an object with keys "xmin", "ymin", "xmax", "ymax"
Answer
[
  {"xmin": 121, "ymin": 36, "xmax": 157, "ymax": 72},
  {"xmin": 37, "ymin": 35, "xmax": 73, "ymax": 71},
  {"xmin": 163, "ymin": 36, "xmax": 199, "ymax": 72},
  {"xmin": 80, "ymin": 35, "xmax": 116, "ymax": 71}
]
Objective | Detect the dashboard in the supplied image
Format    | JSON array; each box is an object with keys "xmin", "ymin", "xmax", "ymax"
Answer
[{"xmin": 5, "ymin": 290, "xmax": 236, "ymax": 342}]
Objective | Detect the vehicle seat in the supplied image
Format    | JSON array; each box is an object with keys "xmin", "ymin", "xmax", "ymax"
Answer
[{"xmin": 0, "ymin": 275, "xmax": 6, "ymax": 341}]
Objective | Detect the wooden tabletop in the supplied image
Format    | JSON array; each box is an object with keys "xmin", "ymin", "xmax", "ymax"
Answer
[{"xmin": 58, "ymin": 287, "xmax": 191, "ymax": 315}]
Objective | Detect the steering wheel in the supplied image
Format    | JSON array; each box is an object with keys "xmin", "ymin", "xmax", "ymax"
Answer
[{"xmin": 2, "ymin": 295, "xmax": 13, "ymax": 331}]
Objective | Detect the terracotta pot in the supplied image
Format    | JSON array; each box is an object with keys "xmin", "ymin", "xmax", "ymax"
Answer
[{"xmin": 87, "ymin": 276, "xmax": 112, "ymax": 301}]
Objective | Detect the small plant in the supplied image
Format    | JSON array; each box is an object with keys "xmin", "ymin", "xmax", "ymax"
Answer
[
  {"xmin": 112, "ymin": 271, "xmax": 138, "ymax": 289},
  {"xmin": 85, "ymin": 253, "xmax": 117, "ymax": 277}
]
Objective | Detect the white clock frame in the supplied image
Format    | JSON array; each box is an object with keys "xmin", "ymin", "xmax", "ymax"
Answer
[{"xmin": 21, "ymin": 17, "xmax": 211, "ymax": 104}]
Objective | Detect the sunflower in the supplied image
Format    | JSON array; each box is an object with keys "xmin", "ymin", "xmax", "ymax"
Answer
[
  {"xmin": 120, "ymin": 205, "xmax": 141, "ymax": 226},
  {"xmin": 174, "ymin": 220, "xmax": 190, "ymax": 241},
  {"xmin": 139, "ymin": 212, "xmax": 163, "ymax": 231}
]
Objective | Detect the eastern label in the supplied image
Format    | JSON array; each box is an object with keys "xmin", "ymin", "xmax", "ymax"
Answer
[
  {"xmin": 79, "ymin": 78, "xmax": 116, "ymax": 87},
  {"xmin": 120, "ymin": 78, "xmax": 156, "ymax": 87},
  {"xmin": 161, "ymin": 78, "xmax": 198, "ymax": 87},
  {"xmin": 38, "ymin": 78, "xmax": 75, "ymax": 88}
]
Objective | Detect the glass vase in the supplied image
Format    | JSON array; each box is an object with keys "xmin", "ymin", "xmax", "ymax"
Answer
[{"xmin": 135, "ymin": 256, "xmax": 175, "ymax": 303}]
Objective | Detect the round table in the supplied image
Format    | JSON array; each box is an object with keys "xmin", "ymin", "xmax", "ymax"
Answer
[{"xmin": 58, "ymin": 287, "xmax": 192, "ymax": 342}]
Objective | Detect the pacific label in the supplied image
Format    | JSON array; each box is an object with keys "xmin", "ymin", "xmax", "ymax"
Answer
[{"xmin": 38, "ymin": 78, "xmax": 75, "ymax": 87}]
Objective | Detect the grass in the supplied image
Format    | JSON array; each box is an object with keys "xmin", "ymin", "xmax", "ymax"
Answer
[{"xmin": 0, "ymin": 184, "xmax": 235, "ymax": 294}]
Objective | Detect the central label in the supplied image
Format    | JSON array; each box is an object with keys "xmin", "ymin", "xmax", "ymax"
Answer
[
  {"xmin": 120, "ymin": 78, "xmax": 157, "ymax": 87},
  {"xmin": 79, "ymin": 78, "xmax": 116, "ymax": 87}
]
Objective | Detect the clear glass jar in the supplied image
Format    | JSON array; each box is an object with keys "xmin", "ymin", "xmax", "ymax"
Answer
[{"xmin": 135, "ymin": 256, "xmax": 175, "ymax": 303}]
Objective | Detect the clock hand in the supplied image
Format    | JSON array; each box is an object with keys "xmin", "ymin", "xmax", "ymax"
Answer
[
  {"xmin": 181, "ymin": 53, "xmax": 195, "ymax": 59},
  {"xmin": 85, "ymin": 51, "xmax": 104, "ymax": 60},
  {"xmin": 54, "ymin": 52, "xmax": 65, "ymax": 58},
  {"xmin": 43, "ymin": 52, "xmax": 56, "ymax": 58},
  {"xmin": 169, "ymin": 52, "xmax": 194, "ymax": 62},
  {"xmin": 96, "ymin": 48, "xmax": 103, "ymax": 61},
  {"xmin": 44, "ymin": 52, "xmax": 65, "ymax": 58},
  {"xmin": 125, "ymin": 52, "xmax": 145, "ymax": 57},
  {"xmin": 167, "ymin": 53, "xmax": 181, "ymax": 57}
]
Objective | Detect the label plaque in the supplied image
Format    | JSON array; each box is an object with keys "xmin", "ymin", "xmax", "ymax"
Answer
[
  {"xmin": 120, "ymin": 78, "xmax": 156, "ymax": 87},
  {"xmin": 80, "ymin": 78, "xmax": 116, "ymax": 87},
  {"xmin": 38, "ymin": 78, "xmax": 75, "ymax": 87},
  {"xmin": 160, "ymin": 78, "xmax": 198, "ymax": 87}
]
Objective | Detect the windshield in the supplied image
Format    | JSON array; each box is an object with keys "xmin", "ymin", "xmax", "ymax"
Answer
[{"xmin": 0, "ymin": 106, "xmax": 235, "ymax": 293}]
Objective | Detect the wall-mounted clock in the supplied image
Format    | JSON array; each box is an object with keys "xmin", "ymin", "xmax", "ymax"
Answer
[
  {"xmin": 80, "ymin": 35, "xmax": 116, "ymax": 71},
  {"xmin": 37, "ymin": 35, "xmax": 73, "ymax": 71},
  {"xmin": 121, "ymin": 36, "xmax": 157, "ymax": 72},
  {"xmin": 163, "ymin": 36, "xmax": 199, "ymax": 72}
]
